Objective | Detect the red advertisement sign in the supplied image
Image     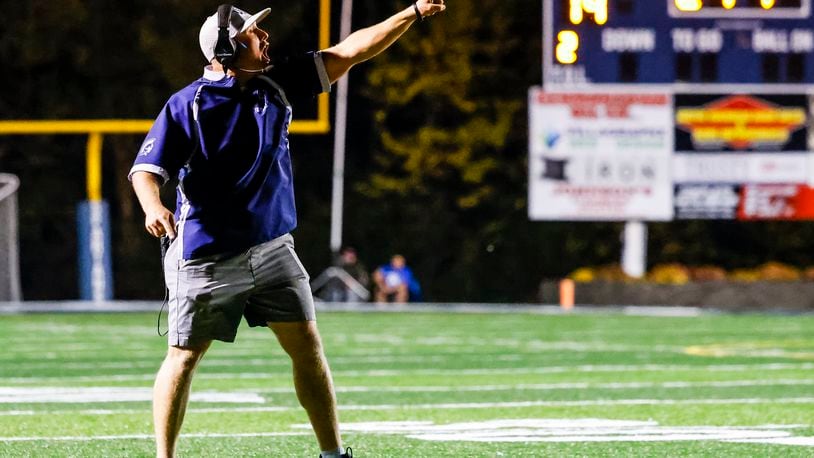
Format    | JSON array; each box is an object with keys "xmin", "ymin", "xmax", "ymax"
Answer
[{"xmin": 737, "ymin": 185, "xmax": 814, "ymax": 220}]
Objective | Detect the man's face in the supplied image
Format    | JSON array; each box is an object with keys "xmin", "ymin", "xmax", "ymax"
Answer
[
  {"xmin": 235, "ymin": 24, "xmax": 271, "ymax": 69},
  {"xmin": 341, "ymin": 250, "xmax": 357, "ymax": 264}
]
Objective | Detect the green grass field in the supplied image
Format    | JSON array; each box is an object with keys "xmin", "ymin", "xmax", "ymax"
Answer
[{"xmin": 0, "ymin": 308, "xmax": 813, "ymax": 457}]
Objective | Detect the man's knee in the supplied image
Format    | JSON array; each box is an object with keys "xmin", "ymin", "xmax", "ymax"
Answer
[
  {"xmin": 270, "ymin": 321, "xmax": 324, "ymax": 359},
  {"xmin": 163, "ymin": 343, "xmax": 210, "ymax": 373}
]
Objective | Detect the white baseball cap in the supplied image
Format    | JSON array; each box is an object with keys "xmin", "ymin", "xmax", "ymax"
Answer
[{"xmin": 199, "ymin": 6, "xmax": 271, "ymax": 62}]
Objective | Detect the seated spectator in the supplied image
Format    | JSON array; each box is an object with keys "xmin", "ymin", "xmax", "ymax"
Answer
[
  {"xmin": 336, "ymin": 246, "xmax": 370, "ymax": 301},
  {"xmin": 373, "ymin": 254, "xmax": 422, "ymax": 303},
  {"xmin": 313, "ymin": 246, "xmax": 371, "ymax": 302}
]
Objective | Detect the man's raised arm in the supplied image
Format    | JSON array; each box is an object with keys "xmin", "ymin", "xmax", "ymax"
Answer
[{"xmin": 321, "ymin": 0, "xmax": 446, "ymax": 83}]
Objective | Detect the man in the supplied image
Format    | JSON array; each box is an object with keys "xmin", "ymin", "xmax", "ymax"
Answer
[
  {"xmin": 336, "ymin": 246, "xmax": 370, "ymax": 301},
  {"xmin": 129, "ymin": 2, "xmax": 446, "ymax": 457},
  {"xmin": 373, "ymin": 254, "xmax": 421, "ymax": 303}
]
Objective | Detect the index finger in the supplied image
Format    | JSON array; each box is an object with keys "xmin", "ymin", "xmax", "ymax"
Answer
[{"xmin": 161, "ymin": 216, "xmax": 177, "ymax": 240}]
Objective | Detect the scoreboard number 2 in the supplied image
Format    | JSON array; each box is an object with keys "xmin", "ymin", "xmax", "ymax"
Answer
[{"xmin": 556, "ymin": 30, "xmax": 580, "ymax": 64}]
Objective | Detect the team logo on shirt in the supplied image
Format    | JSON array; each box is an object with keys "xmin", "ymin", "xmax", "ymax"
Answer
[{"xmin": 139, "ymin": 138, "xmax": 157, "ymax": 156}]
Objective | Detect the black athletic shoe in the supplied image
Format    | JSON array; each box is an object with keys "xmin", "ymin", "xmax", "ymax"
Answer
[{"xmin": 319, "ymin": 447, "xmax": 352, "ymax": 458}]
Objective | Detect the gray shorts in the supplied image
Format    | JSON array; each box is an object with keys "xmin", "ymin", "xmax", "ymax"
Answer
[{"xmin": 163, "ymin": 233, "xmax": 316, "ymax": 347}]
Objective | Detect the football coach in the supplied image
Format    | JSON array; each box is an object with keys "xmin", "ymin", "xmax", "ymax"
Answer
[{"xmin": 129, "ymin": 2, "xmax": 446, "ymax": 457}]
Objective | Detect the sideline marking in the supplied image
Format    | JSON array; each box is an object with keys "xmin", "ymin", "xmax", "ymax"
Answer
[
  {"xmin": 2, "ymin": 353, "xmax": 492, "ymax": 371},
  {"xmin": 3, "ymin": 362, "xmax": 814, "ymax": 383},
  {"xmin": 2, "ymin": 397, "xmax": 814, "ymax": 417},
  {"xmin": 0, "ymin": 379, "xmax": 814, "ymax": 404},
  {"xmin": 325, "ymin": 378, "xmax": 814, "ymax": 393},
  {"xmin": 3, "ymin": 419, "xmax": 811, "ymax": 446},
  {"xmin": 0, "ymin": 387, "xmax": 264, "ymax": 404},
  {"xmin": 318, "ymin": 419, "xmax": 814, "ymax": 446},
  {"xmin": 0, "ymin": 431, "xmax": 309, "ymax": 442},
  {"xmin": 1, "ymin": 378, "xmax": 811, "ymax": 404},
  {"xmin": 0, "ymin": 338, "xmax": 685, "ymax": 356}
]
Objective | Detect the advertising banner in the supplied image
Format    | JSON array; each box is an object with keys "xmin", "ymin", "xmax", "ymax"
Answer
[
  {"xmin": 528, "ymin": 89, "xmax": 674, "ymax": 221},
  {"xmin": 674, "ymin": 184, "xmax": 741, "ymax": 220},
  {"xmin": 672, "ymin": 153, "xmax": 810, "ymax": 184},
  {"xmin": 674, "ymin": 94, "xmax": 808, "ymax": 153},
  {"xmin": 738, "ymin": 185, "xmax": 814, "ymax": 221},
  {"xmin": 673, "ymin": 93, "xmax": 814, "ymax": 220}
]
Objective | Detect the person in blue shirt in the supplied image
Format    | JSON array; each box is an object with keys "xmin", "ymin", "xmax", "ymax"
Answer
[
  {"xmin": 129, "ymin": 3, "xmax": 446, "ymax": 457},
  {"xmin": 373, "ymin": 254, "xmax": 422, "ymax": 303}
]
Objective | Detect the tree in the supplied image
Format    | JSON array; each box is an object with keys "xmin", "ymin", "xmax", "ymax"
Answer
[
  {"xmin": 0, "ymin": 0, "xmax": 330, "ymax": 299},
  {"xmin": 343, "ymin": 0, "xmax": 556, "ymax": 301}
]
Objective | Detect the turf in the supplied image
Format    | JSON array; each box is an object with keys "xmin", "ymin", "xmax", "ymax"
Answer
[{"xmin": 0, "ymin": 309, "xmax": 812, "ymax": 457}]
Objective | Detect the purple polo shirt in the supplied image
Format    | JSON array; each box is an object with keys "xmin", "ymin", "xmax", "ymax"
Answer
[{"xmin": 130, "ymin": 52, "xmax": 331, "ymax": 259}]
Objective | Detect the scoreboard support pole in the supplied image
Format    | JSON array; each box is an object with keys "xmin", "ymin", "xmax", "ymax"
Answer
[{"xmin": 621, "ymin": 221, "xmax": 647, "ymax": 279}]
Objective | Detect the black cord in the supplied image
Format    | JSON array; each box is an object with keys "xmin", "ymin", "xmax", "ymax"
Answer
[{"xmin": 156, "ymin": 236, "xmax": 171, "ymax": 337}]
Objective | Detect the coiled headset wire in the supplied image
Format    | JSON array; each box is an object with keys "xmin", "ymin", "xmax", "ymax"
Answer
[{"xmin": 157, "ymin": 236, "xmax": 171, "ymax": 336}]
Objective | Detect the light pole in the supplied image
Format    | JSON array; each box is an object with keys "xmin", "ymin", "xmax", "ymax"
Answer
[{"xmin": 330, "ymin": 0, "xmax": 354, "ymax": 255}]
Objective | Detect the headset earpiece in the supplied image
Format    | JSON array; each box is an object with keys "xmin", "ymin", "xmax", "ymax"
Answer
[{"xmin": 214, "ymin": 4, "xmax": 236, "ymax": 71}]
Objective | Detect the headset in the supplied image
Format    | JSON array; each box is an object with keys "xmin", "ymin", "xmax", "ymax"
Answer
[
  {"xmin": 214, "ymin": 4, "xmax": 238, "ymax": 70},
  {"xmin": 214, "ymin": 4, "xmax": 258, "ymax": 74}
]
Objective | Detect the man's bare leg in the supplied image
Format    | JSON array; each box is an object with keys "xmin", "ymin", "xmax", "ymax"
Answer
[
  {"xmin": 269, "ymin": 321, "xmax": 341, "ymax": 451},
  {"xmin": 394, "ymin": 284, "xmax": 408, "ymax": 303},
  {"xmin": 153, "ymin": 342, "xmax": 211, "ymax": 458},
  {"xmin": 374, "ymin": 288, "xmax": 388, "ymax": 303}
]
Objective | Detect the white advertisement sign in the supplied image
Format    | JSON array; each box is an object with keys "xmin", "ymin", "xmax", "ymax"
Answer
[
  {"xmin": 673, "ymin": 153, "xmax": 810, "ymax": 184},
  {"xmin": 528, "ymin": 89, "xmax": 674, "ymax": 221}
]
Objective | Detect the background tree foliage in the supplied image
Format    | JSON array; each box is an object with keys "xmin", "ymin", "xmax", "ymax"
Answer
[
  {"xmin": 2, "ymin": 0, "xmax": 814, "ymax": 301},
  {"xmin": 0, "ymin": 0, "xmax": 326, "ymax": 299}
]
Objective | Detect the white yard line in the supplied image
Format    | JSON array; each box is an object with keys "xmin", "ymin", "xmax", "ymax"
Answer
[
  {"xmin": 0, "ymin": 387, "xmax": 264, "ymax": 404},
  {"xmin": 3, "ymin": 418, "xmax": 812, "ymax": 446},
  {"xmin": 3, "ymin": 362, "xmax": 814, "ymax": 383},
  {"xmin": 2, "ymin": 397, "xmax": 814, "ymax": 417},
  {"xmin": 1, "ymin": 353, "xmax": 521, "ymax": 371},
  {"xmin": 326, "ymin": 378, "xmax": 814, "ymax": 393},
  {"xmin": 0, "ymin": 431, "xmax": 310, "ymax": 442},
  {"xmin": 330, "ymin": 362, "xmax": 814, "ymax": 377},
  {"xmin": 332, "ymin": 419, "xmax": 814, "ymax": 445},
  {"xmin": 335, "ymin": 397, "xmax": 814, "ymax": 411},
  {"xmin": 1, "ymin": 378, "xmax": 811, "ymax": 404},
  {"xmin": 0, "ymin": 339, "xmax": 686, "ymax": 358},
  {"xmin": 228, "ymin": 377, "xmax": 814, "ymax": 395}
]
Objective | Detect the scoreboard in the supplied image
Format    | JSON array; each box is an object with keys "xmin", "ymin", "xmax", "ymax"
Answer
[{"xmin": 543, "ymin": 0, "xmax": 814, "ymax": 90}]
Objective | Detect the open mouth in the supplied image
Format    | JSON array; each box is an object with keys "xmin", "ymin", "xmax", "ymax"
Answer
[{"xmin": 261, "ymin": 42, "xmax": 270, "ymax": 63}]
